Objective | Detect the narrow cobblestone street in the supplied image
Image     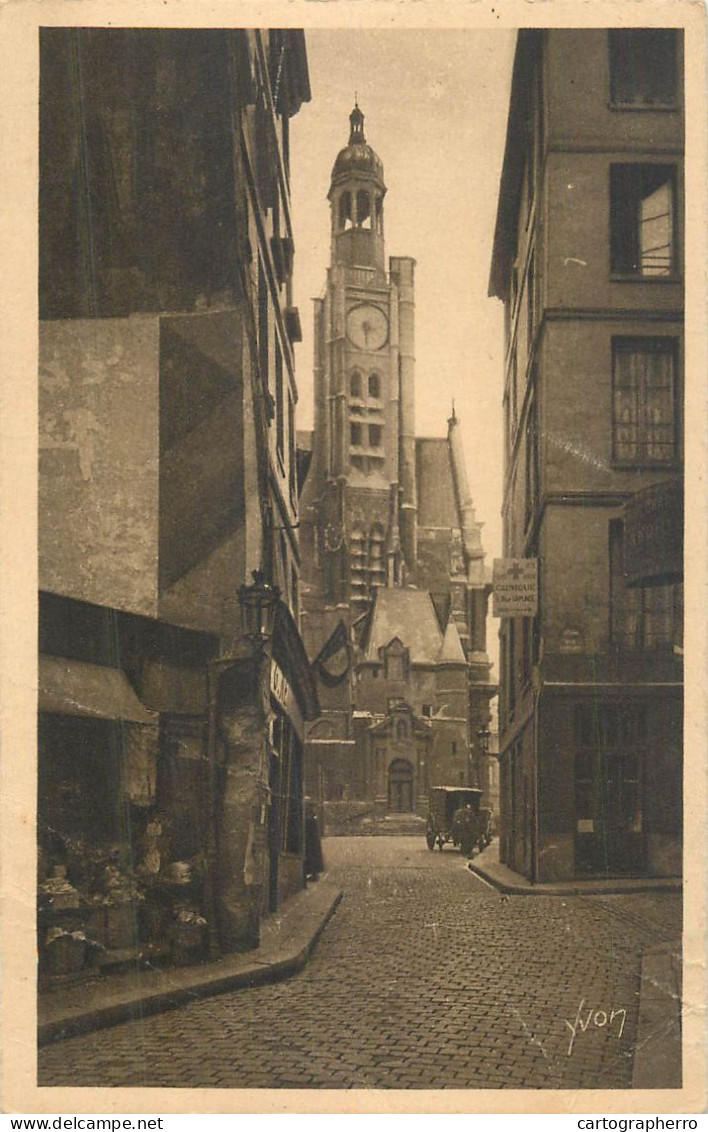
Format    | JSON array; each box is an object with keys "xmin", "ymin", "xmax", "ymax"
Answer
[{"xmin": 38, "ymin": 837, "xmax": 680, "ymax": 1090}]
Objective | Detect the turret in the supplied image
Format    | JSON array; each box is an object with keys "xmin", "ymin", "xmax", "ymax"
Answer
[{"xmin": 328, "ymin": 104, "xmax": 386, "ymax": 275}]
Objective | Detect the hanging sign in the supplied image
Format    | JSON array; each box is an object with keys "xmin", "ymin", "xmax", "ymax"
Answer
[{"xmin": 492, "ymin": 558, "xmax": 538, "ymax": 618}]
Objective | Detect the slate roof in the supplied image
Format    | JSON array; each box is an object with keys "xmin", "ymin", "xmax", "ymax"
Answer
[
  {"xmin": 415, "ymin": 437, "xmax": 459, "ymax": 529},
  {"xmin": 439, "ymin": 617, "xmax": 467, "ymax": 664},
  {"xmin": 364, "ymin": 587, "xmax": 459, "ymax": 665}
]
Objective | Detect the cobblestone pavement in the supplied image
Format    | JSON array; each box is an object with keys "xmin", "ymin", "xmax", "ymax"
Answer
[{"xmin": 38, "ymin": 837, "xmax": 681, "ymax": 1090}]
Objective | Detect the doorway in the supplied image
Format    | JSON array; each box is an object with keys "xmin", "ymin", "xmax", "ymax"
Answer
[
  {"xmin": 574, "ymin": 703, "xmax": 646, "ymax": 875},
  {"xmin": 388, "ymin": 759, "xmax": 414, "ymax": 812}
]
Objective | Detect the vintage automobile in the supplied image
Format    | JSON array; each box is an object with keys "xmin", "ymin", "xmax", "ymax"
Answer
[{"xmin": 425, "ymin": 786, "xmax": 492, "ymax": 856}]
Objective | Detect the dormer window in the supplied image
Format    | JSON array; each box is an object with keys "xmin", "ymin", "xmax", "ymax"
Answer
[{"xmin": 384, "ymin": 638, "xmax": 408, "ymax": 681}]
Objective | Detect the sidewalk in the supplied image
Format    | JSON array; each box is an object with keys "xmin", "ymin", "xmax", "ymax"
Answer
[
  {"xmin": 468, "ymin": 842, "xmax": 682, "ymax": 896},
  {"xmin": 39, "ymin": 879, "xmax": 342, "ymax": 1046},
  {"xmin": 631, "ymin": 942, "xmax": 683, "ymax": 1089},
  {"xmin": 469, "ymin": 843, "xmax": 683, "ymax": 1088}
]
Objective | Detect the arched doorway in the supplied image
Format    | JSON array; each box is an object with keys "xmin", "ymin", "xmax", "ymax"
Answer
[{"xmin": 388, "ymin": 758, "xmax": 414, "ymax": 813}]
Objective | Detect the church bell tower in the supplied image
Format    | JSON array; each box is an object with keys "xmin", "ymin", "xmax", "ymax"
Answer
[{"xmin": 300, "ymin": 104, "xmax": 418, "ymax": 617}]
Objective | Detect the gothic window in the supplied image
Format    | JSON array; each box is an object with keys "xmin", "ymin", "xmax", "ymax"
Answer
[
  {"xmin": 369, "ymin": 523, "xmax": 385, "ymax": 587},
  {"xmin": 339, "ymin": 191, "xmax": 353, "ymax": 231},
  {"xmin": 349, "ymin": 527, "xmax": 367, "ymax": 601},
  {"xmin": 356, "ymin": 189, "xmax": 372, "ymax": 230},
  {"xmin": 375, "ymin": 196, "xmax": 383, "ymax": 233},
  {"xmin": 350, "ymin": 370, "xmax": 362, "ymax": 398},
  {"xmin": 368, "ymin": 424, "xmax": 382, "ymax": 449},
  {"xmin": 368, "ymin": 372, "xmax": 381, "ymax": 398},
  {"xmin": 384, "ymin": 639, "xmax": 407, "ymax": 681},
  {"xmin": 350, "ymin": 422, "xmax": 362, "ymax": 447}
]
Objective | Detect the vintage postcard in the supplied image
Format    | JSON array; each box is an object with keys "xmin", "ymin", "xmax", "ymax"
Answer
[{"xmin": 0, "ymin": 0, "xmax": 705, "ymax": 1117}]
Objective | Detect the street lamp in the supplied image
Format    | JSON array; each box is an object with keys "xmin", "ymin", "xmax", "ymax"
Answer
[
  {"xmin": 204, "ymin": 569, "xmax": 281, "ymax": 957},
  {"xmin": 239, "ymin": 569, "xmax": 281, "ymax": 652}
]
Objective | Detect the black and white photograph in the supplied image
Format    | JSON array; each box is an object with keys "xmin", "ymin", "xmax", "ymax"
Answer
[{"xmin": 1, "ymin": 0, "xmax": 705, "ymax": 1116}]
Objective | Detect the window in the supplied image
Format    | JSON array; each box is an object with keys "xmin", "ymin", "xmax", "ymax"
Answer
[
  {"xmin": 612, "ymin": 338, "xmax": 677, "ymax": 464},
  {"xmin": 368, "ymin": 424, "xmax": 382, "ymax": 448},
  {"xmin": 451, "ymin": 741, "xmax": 457, "ymax": 757},
  {"xmin": 526, "ymin": 254, "xmax": 536, "ymax": 352},
  {"xmin": 350, "ymin": 371, "xmax": 362, "ymax": 398},
  {"xmin": 339, "ymin": 191, "xmax": 353, "ymax": 231},
  {"xmin": 609, "ymin": 30, "xmax": 678, "ymax": 107},
  {"xmin": 258, "ymin": 258, "xmax": 269, "ymax": 395},
  {"xmin": 422, "ymin": 704, "xmax": 433, "ymax": 718},
  {"xmin": 524, "ymin": 392, "xmax": 539, "ymax": 528},
  {"xmin": 356, "ymin": 189, "xmax": 372, "ymax": 230},
  {"xmin": 350, "ymin": 422, "xmax": 362, "ymax": 447},
  {"xmin": 610, "ymin": 520, "xmax": 683, "ymax": 652},
  {"xmin": 385, "ymin": 642, "xmax": 406, "ymax": 682},
  {"xmin": 275, "ymin": 337, "xmax": 284, "ymax": 459},
  {"xmin": 288, "ymin": 393, "xmax": 296, "ymax": 499},
  {"xmin": 610, "ymin": 165, "xmax": 677, "ymax": 277},
  {"xmin": 368, "ymin": 372, "xmax": 381, "ymax": 398},
  {"xmin": 291, "ymin": 565, "xmax": 299, "ymax": 617}
]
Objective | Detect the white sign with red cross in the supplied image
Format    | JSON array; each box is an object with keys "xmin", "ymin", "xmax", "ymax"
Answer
[{"xmin": 492, "ymin": 558, "xmax": 538, "ymax": 618}]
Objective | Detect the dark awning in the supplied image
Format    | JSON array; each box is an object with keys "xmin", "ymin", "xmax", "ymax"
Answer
[{"xmin": 38, "ymin": 655, "xmax": 157, "ymax": 725}]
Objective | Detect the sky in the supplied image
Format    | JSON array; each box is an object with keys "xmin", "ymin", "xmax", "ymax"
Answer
[{"xmin": 289, "ymin": 28, "xmax": 516, "ymax": 592}]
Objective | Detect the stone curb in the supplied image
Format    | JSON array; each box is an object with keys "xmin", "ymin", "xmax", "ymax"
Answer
[
  {"xmin": 466, "ymin": 850, "xmax": 682, "ymax": 897},
  {"xmin": 38, "ymin": 882, "xmax": 343, "ymax": 1047}
]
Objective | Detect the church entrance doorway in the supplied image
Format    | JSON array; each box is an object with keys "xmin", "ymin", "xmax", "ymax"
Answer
[{"xmin": 388, "ymin": 758, "xmax": 414, "ymax": 813}]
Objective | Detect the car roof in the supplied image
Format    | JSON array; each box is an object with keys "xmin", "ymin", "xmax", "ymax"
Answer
[{"xmin": 432, "ymin": 786, "xmax": 483, "ymax": 794}]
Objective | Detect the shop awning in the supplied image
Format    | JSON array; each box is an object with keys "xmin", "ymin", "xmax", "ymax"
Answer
[{"xmin": 39, "ymin": 655, "xmax": 157, "ymax": 725}]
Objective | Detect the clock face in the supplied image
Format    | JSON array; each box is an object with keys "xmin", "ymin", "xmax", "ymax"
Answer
[{"xmin": 346, "ymin": 304, "xmax": 389, "ymax": 351}]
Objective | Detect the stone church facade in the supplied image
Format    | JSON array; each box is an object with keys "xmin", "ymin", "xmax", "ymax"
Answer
[{"xmin": 298, "ymin": 106, "xmax": 495, "ymax": 828}]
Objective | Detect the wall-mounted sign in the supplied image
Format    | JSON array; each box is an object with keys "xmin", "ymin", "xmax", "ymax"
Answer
[
  {"xmin": 492, "ymin": 558, "xmax": 538, "ymax": 618},
  {"xmin": 270, "ymin": 661, "xmax": 293, "ymax": 714}
]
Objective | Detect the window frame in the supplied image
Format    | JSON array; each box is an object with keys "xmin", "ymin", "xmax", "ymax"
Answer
[
  {"xmin": 607, "ymin": 29, "xmax": 679, "ymax": 111},
  {"xmin": 611, "ymin": 336, "xmax": 680, "ymax": 468},
  {"xmin": 609, "ymin": 163, "xmax": 680, "ymax": 280}
]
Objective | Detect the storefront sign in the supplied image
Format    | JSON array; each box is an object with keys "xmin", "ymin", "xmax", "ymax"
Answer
[
  {"xmin": 492, "ymin": 558, "xmax": 538, "ymax": 617},
  {"xmin": 270, "ymin": 661, "xmax": 293, "ymax": 715}
]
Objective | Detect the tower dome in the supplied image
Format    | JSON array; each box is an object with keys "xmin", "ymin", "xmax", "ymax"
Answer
[
  {"xmin": 328, "ymin": 104, "xmax": 387, "ymax": 273},
  {"xmin": 330, "ymin": 103, "xmax": 385, "ymax": 191}
]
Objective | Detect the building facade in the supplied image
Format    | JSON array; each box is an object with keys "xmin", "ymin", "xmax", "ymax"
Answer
[
  {"xmin": 299, "ymin": 107, "xmax": 495, "ymax": 826},
  {"xmin": 38, "ymin": 28, "xmax": 317, "ymax": 980},
  {"xmin": 489, "ymin": 29, "xmax": 683, "ymax": 881}
]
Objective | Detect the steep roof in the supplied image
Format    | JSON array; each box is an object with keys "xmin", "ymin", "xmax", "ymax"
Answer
[
  {"xmin": 415, "ymin": 437, "xmax": 458, "ymax": 529},
  {"xmin": 364, "ymin": 587, "xmax": 444, "ymax": 664},
  {"xmin": 439, "ymin": 618, "xmax": 467, "ymax": 665}
]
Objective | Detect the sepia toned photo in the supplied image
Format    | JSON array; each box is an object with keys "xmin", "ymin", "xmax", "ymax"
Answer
[{"xmin": 1, "ymin": 2, "xmax": 704, "ymax": 1115}]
